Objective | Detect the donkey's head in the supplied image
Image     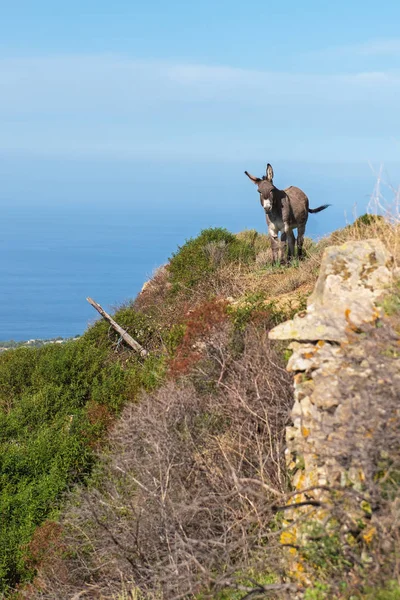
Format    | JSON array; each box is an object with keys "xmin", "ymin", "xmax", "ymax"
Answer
[{"xmin": 244, "ymin": 164, "xmax": 276, "ymax": 213}]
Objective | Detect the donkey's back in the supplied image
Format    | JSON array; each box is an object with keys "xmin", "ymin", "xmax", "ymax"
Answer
[{"xmin": 284, "ymin": 186, "xmax": 309, "ymax": 228}]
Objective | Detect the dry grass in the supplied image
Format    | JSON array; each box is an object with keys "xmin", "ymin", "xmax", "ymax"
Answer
[
  {"xmin": 236, "ymin": 218, "xmax": 400, "ymax": 301},
  {"xmin": 134, "ymin": 210, "xmax": 400, "ymax": 331}
]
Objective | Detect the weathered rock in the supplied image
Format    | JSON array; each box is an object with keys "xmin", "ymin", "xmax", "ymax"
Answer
[
  {"xmin": 287, "ymin": 341, "xmax": 342, "ymax": 372},
  {"xmin": 269, "ymin": 239, "xmax": 394, "ymax": 342},
  {"xmin": 272, "ymin": 239, "xmax": 400, "ymax": 588},
  {"xmin": 139, "ymin": 264, "xmax": 169, "ymax": 295}
]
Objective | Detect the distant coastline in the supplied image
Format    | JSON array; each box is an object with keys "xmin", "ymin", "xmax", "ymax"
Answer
[{"xmin": 0, "ymin": 335, "xmax": 81, "ymax": 353}]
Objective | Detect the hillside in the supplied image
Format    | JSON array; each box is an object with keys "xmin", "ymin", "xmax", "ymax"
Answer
[{"xmin": 1, "ymin": 217, "xmax": 399, "ymax": 600}]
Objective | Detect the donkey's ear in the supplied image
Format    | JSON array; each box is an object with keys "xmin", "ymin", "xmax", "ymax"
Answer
[
  {"xmin": 266, "ymin": 164, "xmax": 274, "ymax": 182},
  {"xmin": 244, "ymin": 171, "xmax": 261, "ymax": 184}
]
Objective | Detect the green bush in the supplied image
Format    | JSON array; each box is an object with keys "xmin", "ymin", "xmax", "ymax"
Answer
[
  {"xmin": 363, "ymin": 581, "xmax": 400, "ymax": 600},
  {"xmin": 0, "ymin": 305, "xmax": 168, "ymax": 593},
  {"xmin": 168, "ymin": 227, "xmax": 256, "ymax": 291},
  {"xmin": 354, "ymin": 213, "xmax": 385, "ymax": 227},
  {"xmin": 227, "ymin": 292, "xmax": 271, "ymax": 332},
  {"xmin": 196, "ymin": 569, "xmax": 278, "ymax": 599},
  {"xmin": 111, "ymin": 305, "xmax": 160, "ymax": 350},
  {"xmin": 0, "ymin": 348, "xmax": 39, "ymax": 412},
  {"xmin": 304, "ymin": 580, "xmax": 400, "ymax": 600}
]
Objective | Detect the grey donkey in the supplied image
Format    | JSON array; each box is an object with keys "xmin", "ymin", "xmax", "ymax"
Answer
[{"xmin": 245, "ymin": 164, "xmax": 330, "ymax": 263}]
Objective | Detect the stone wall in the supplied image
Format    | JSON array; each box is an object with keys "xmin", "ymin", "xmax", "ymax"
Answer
[{"xmin": 268, "ymin": 239, "xmax": 400, "ymax": 585}]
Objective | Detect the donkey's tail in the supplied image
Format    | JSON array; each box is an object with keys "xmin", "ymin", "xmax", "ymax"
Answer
[{"xmin": 308, "ymin": 204, "xmax": 331, "ymax": 214}]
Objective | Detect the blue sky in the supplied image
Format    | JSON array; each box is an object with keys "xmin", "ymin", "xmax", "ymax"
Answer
[{"xmin": 1, "ymin": 0, "xmax": 400, "ymax": 162}]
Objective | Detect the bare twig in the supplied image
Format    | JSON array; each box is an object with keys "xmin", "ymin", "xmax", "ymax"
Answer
[{"xmin": 87, "ymin": 297, "xmax": 148, "ymax": 356}]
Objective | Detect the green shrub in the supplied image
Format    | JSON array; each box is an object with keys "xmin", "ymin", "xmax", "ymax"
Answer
[
  {"xmin": 196, "ymin": 569, "xmax": 278, "ymax": 599},
  {"xmin": 304, "ymin": 582, "xmax": 331, "ymax": 600},
  {"xmin": 111, "ymin": 305, "xmax": 160, "ymax": 350},
  {"xmin": 354, "ymin": 213, "xmax": 385, "ymax": 227},
  {"xmin": 0, "ymin": 347, "xmax": 39, "ymax": 412},
  {"xmin": 306, "ymin": 580, "xmax": 400, "ymax": 600},
  {"xmin": 381, "ymin": 280, "xmax": 400, "ymax": 317},
  {"xmin": 0, "ymin": 305, "xmax": 168, "ymax": 593},
  {"xmin": 227, "ymin": 292, "xmax": 271, "ymax": 332},
  {"xmin": 301, "ymin": 522, "xmax": 352, "ymax": 576},
  {"xmin": 168, "ymin": 227, "xmax": 256, "ymax": 291},
  {"xmin": 162, "ymin": 323, "xmax": 186, "ymax": 355},
  {"xmin": 363, "ymin": 581, "xmax": 400, "ymax": 600}
]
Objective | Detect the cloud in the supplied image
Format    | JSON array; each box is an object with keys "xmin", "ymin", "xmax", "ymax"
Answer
[
  {"xmin": 303, "ymin": 38, "xmax": 400, "ymax": 63},
  {"xmin": 344, "ymin": 38, "xmax": 400, "ymax": 57},
  {"xmin": 0, "ymin": 54, "xmax": 399, "ymax": 161},
  {"xmin": 1, "ymin": 54, "xmax": 399, "ymax": 112}
]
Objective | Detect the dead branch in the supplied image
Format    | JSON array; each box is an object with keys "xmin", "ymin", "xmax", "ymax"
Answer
[{"xmin": 87, "ymin": 297, "xmax": 148, "ymax": 357}]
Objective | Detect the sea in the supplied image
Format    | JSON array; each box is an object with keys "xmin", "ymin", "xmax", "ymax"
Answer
[{"xmin": 1, "ymin": 156, "xmax": 397, "ymax": 341}]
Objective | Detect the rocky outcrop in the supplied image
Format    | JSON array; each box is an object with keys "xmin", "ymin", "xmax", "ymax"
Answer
[
  {"xmin": 269, "ymin": 239, "xmax": 400, "ymax": 585},
  {"xmin": 139, "ymin": 264, "xmax": 169, "ymax": 295},
  {"xmin": 269, "ymin": 239, "xmax": 394, "ymax": 342}
]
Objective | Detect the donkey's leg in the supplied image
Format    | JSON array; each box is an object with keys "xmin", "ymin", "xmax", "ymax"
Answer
[
  {"xmin": 280, "ymin": 231, "xmax": 287, "ymax": 264},
  {"xmin": 268, "ymin": 222, "xmax": 280, "ymax": 264},
  {"xmin": 285, "ymin": 225, "xmax": 295, "ymax": 261},
  {"xmin": 297, "ymin": 223, "xmax": 306, "ymax": 259},
  {"xmin": 270, "ymin": 233, "xmax": 279, "ymax": 263}
]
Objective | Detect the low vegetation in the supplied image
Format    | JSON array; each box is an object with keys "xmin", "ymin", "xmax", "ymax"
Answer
[
  {"xmin": 0, "ymin": 323, "xmax": 166, "ymax": 593},
  {"xmin": 0, "ymin": 215, "xmax": 399, "ymax": 599}
]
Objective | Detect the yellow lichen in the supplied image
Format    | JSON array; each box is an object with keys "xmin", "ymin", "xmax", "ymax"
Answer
[
  {"xmin": 293, "ymin": 471, "xmax": 306, "ymax": 491},
  {"xmin": 362, "ymin": 526, "xmax": 376, "ymax": 544},
  {"xmin": 280, "ymin": 529, "xmax": 297, "ymax": 548},
  {"xmin": 361, "ymin": 500, "xmax": 372, "ymax": 516},
  {"xmin": 288, "ymin": 561, "xmax": 310, "ymax": 585}
]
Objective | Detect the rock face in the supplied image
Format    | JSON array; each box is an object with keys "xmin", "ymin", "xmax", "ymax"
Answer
[
  {"xmin": 269, "ymin": 239, "xmax": 400, "ymax": 585},
  {"xmin": 269, "ymin": 239, "xmax": 394, "ymax": 342}
]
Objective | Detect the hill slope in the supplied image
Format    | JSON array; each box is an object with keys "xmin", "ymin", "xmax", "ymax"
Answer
[{"xmin": 1, "ymin": 217, "xmax": 399, "ymax": 599}]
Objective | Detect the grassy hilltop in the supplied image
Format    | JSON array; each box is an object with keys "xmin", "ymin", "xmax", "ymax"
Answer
[{"xmin": 1, "ymin": 216, "xmax": 400, "ymax": 600}]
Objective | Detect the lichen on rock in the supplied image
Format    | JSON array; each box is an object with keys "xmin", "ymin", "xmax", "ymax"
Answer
[
  {"xmin": 269, "ymin": 239, "xmax": 395, "ymax": 342},
  {"xmin": 269, "ymin": 239, "xmax": 400, "ymax": 591}
]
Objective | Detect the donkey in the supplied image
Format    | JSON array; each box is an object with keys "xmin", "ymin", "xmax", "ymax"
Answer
[{"xmin": 244, "ymin": 163, "xmax": 330, "ymax": 263}]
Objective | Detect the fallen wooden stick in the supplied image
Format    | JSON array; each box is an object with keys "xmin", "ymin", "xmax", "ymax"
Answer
[{"xmin": 87, "ymin": 297, "xmax": 149, "ymax": 357}]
